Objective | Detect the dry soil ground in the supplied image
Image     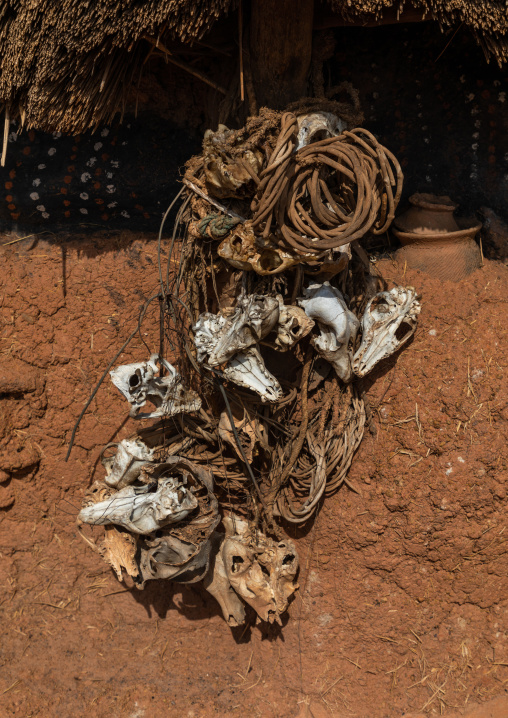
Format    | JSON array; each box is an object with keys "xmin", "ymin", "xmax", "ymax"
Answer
[{"xmin": 0, "ymin": 232, "xmax": 507, "ymax": 718}]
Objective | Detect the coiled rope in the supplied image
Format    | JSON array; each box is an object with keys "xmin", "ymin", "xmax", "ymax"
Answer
[{"xmin": 250, "ymin": 112, "xmax": 403, "ymax": 254}]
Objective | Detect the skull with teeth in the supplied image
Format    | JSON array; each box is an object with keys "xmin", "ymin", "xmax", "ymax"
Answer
[
  {"xmin": 220, "ymin": 517, "xmax": 299, "ymax": 625},
  {"xmin": 353, "ymin": 286, "xmax": 421, "ymax": 377}
]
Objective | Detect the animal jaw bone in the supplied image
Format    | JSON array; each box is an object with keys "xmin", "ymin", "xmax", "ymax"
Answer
[
  {"xmin": 221, "ymin": 516, "xmax": 299, "ymax": 625},
  {"xmin": 78, "ymin": 476, "xmax": 198, "ymax": 535},
  {"xmin": 353, "ymin": 286, "xmax": 421, "ymax": 377},
  {"xmin": 299, "ymin": 281, "xmax": 359, "ymax": 383},
  {"xmin": 102, "ymin": 438, "xmax": 155, "ymax": 489},
  {"xmin": 110, "ymin": 354, "xmax": 201, "ymax": 419},
  {"xmin": 202, "ymin": 532, "xmax": 246, "ymax": 627},
  {"xmin": 223, "ymin": 345, "xmax": 283, "ymax": 402},
  {"xmin": 296, "ymin": 112, "xmax": 346, "ymax": 151}
]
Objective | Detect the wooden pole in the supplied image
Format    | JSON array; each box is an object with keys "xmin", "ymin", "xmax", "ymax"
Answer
[{"xmin": 249, "ymin": 0, "xmax": 314, "ymax": 109}]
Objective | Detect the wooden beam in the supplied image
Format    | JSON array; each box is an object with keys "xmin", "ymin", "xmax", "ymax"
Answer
[{"xmin": 249, "ymin": 0, "xmax": 315, "ymax": 109}]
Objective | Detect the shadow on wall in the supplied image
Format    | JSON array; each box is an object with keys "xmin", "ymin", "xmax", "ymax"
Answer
[{"xmin": 0, "ymin": 22, "xmax": 507, "ymax": 234}]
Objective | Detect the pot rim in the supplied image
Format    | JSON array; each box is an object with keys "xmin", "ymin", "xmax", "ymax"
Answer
[
  {"xmin": 408, "ymin": 193, "xmax": 457, "ymax": 212},
  {"xmin": 392, "ymin": 220, "xmax": 482, "ymax": 243}
]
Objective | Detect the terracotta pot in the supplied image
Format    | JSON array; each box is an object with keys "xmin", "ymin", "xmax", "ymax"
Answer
[
  {"xmin": 393, "ymin": 218, "xmax": 482, "ymax": 282},
  {"xmin": 395, "ymin": 193, "xmax": 459, "ymax": 234}
]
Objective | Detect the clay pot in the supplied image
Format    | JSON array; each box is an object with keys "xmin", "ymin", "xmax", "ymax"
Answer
[
  {"xmin": 393, "ymin": 218, "xmax": 482, "ymax": 282},
  {"xmin": 395, "ymin": 193, "xmax": 459, "ymax": 234},
  {"xmin": 393, "ymin": 193, "xmax": 482, "ymax": 282}
]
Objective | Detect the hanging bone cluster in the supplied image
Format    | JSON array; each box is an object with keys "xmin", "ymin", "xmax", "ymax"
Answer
[{"xmin": 78, "ymin": 105, "xmax": 421, "ymax": 627}]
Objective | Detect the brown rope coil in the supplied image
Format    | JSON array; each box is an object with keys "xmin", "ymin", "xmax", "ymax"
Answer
[{"xmin": 251, "ymin": 112, "xmax": 403, "ymax": 255}]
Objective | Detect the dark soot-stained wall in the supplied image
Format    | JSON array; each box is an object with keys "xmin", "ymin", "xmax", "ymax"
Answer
[{"xmin": 0, "ymin": 21, "xmax": 506, "ymax": 233}]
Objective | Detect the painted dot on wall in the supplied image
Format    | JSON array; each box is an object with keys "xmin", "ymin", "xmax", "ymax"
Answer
[
  {"xmin": 81, "ymin": 172, "xmax": 91, "ymax": 182},
  {"xmin": 38, "ymin": 164, "xmax": 46, "ymax": 170},
  {"xmin": 60, "ymin": 187, "xmax": 67, "ymax": 195},
  {"xmin": 36, "ymin": 205, "xmax": 46, "ymax": 212},
  {"xmin": 48, "ymin": 148, "xmax": 56, "ymax": 156},
  {"xmin": 7, "ymin": 203, "xmax": 16, "ymax": 211},
  {"xmin": 80, "ymin": 192, "xmax": 89, "ymax": 200},
  {"xmin": 79, "ymin": 208, "xmax": 88, "ymax": 215},
  {"xmin": 30, "ymin": 192, "xmax": 40, "ymax": 200},
  {"xmin": 32, "ymin": 178, "xmax": 41, "ymax": 187}
]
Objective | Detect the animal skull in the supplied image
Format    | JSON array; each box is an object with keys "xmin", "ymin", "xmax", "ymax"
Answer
[
  {"xmin": 353, "ymin": 286, "xmax": 421, "ymax": 377},
  {"xmin": 223, "ymin": 345, "xmax": 283, "ymax": 402},
  {"xmin": 78, "ymin": 475, "xmax": 198, "ymax": 535},
  {"xmin": 221, "ymin": 516, "xmax": 299, "ymax": 625},
  {"xmin": 136, "ymin": 459, "xmax": 220, "ymax": 585},
  {"xmin": 299, "ymin": 281, "xmax": 360, "ymax": 382},
  {"xmin": 202, "ymin": 125, "xmax": 264, "ymax": 199},
  {"xmin": 102, "ymin": 437, "xmax": 155, "ymax": 489},
  {"xmin": 193, "ymin": 290, "xmax": 279, "ymax": 367},
  {"xmin": 263, "ymin": 297, "xmax": 315, "ymax": 352},
  {"xmin": 202, "ymin": 532, "xmax": 246, "ymax": 627},
  {"xmin": 296, "ymin": 111, "xmax": 346, "ymax": 151},
  {"xmin": 110, "ymin": 354, "xmax": 201, "ymax": 419},
  {"xmin": 218, "ymin": 224, "xmax": 318, "ymax": 275}
]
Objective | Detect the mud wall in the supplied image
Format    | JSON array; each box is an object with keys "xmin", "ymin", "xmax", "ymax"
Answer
[{"xmin": 1, "ymin": 235, "xmax": 507, "ymax": 716}]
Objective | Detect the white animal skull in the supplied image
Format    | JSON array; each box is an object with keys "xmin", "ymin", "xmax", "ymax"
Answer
[
  {"xmin": 102, "ymin": 438, "xmax": 156, "ymax": 489},
  {"xmin": 110, "ymin": 355, "xmax": 201, "ymax": 419},
  {"xmin": 353, "ymin": 286, "xmax": 421, "ymax": 377},
  {"xmin": 214, "ymin": 291, "xmax": 280, "ymax": 366},
  {"xmin": 299, "ymin": 281, "xmax": 360, "ymax": 382},
  {"xmin": 78, "ymin": 476, "xmax": 198, "ymax": 535},
  {"xmin": 223, "ymin": 345, "xmax": 282, "ymax": 402}
]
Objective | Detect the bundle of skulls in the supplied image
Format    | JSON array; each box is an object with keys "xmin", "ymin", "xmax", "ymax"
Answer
[{"xmin": 77, "ymin": 104, "xmax": 421, "ymax": 627}]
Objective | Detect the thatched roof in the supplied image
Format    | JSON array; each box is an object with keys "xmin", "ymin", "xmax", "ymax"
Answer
[{"xmin": 0, "ymin": 0, "xmax": 506, "ymax": 135}]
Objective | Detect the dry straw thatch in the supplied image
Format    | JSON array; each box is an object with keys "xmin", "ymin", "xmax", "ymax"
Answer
[{"xmin": 0, "ymin": 0, "xmax": 506, "ymax": 135}]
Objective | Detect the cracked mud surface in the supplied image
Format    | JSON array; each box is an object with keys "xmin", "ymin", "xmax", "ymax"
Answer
[{"xmin": 0, "ymin": 233, "xmax": 507, "ymax": 717}]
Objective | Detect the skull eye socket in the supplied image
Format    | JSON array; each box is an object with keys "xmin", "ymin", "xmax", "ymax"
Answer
[
  {"xmin": 371, "ymin": 297, "xmax": 390, "ymax": 314},
  {"xmin": 231, "ymin": 555, "xmax": 244, "ymax": 573},
  {"xmin": 282, "ymin": 554, "xmax": 295, "ymax": 566},
  {"xmin": 395, "ymin": 321, "xmax": 412, "ymax": 341},
  {"xmin": 129, "ymin": 373, "xmax": 140, "ymax": 388},
  {"xmin": 231, "ymin": 236, "xmax": 243, "ymax": 252},
  {"xmin": 259, "ymin": 249, "xmax": 282, "ymax": 272}
]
